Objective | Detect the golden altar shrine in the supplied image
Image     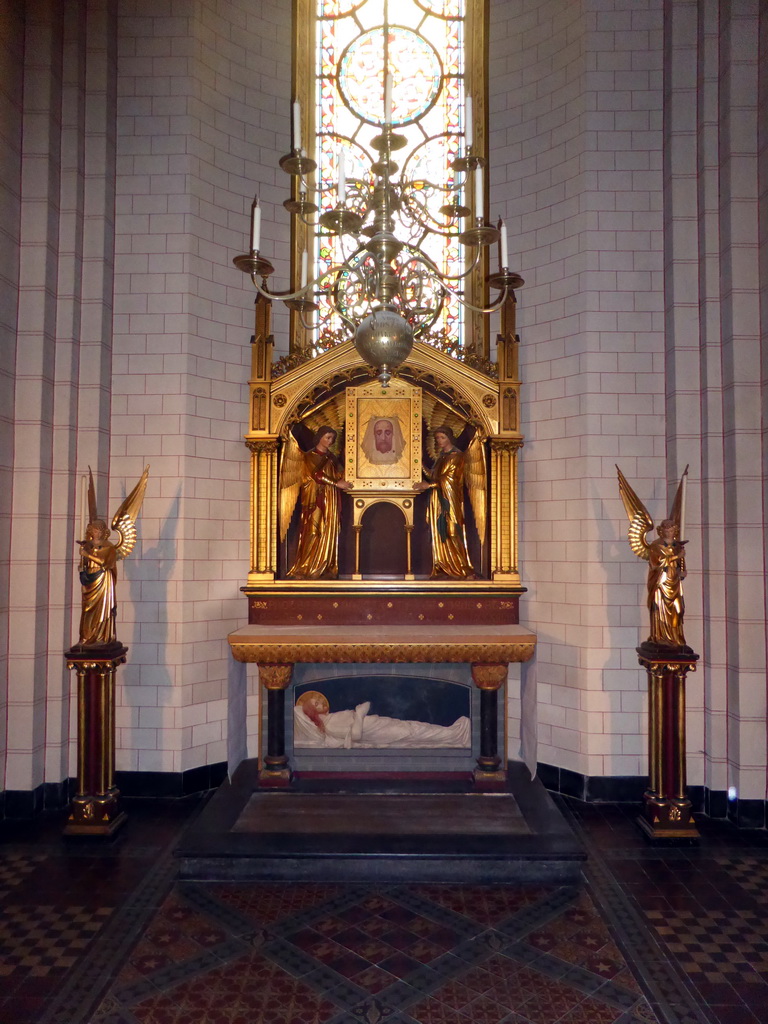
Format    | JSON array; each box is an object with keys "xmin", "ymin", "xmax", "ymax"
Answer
[{"xmin": 228, "ymin": 290, "xmax": 536, "ymax": 784}]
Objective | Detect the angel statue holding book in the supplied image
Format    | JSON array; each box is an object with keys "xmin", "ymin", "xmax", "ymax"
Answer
[
  {"xmin": 616, "ymin": 465, "xmax": 690, "ymax": 650},
  {"xmin": 77, "ymin": 466, "xmax": 150, "ymax": 648}
]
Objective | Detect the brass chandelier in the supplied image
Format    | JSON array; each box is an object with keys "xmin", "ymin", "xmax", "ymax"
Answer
[{"xmin": 234, "ymin": 9, "xmax": 522, "ymax": 386}]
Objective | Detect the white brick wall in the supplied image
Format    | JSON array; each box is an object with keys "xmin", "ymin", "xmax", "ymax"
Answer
[
  {"xmin": 490, "ymin": 0, "xmax": 667, "ymax": 779},
  {"xmin": 111, "ymin": 0, "xmax": 290, "ymax": 773}
]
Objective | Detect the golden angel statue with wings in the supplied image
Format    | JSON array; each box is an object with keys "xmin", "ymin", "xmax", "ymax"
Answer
[
  {"xmin": 414, "ymin": 426, "xmax": 486, "ymax": 580},
  {"xmin": 280, "ymin": 426, "xmax": 352, "ymax": 580},
  {"xmin": 616, "ymin": 465, "xmax": 689, "ymax": 649},
  {"xmin": 76, "ymin": 466, "xmax": 149, "ymax": 647}
]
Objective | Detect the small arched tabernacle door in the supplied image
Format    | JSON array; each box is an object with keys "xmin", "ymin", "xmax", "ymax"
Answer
[{"xmin": 358, "ymin": 502, "xmax": 407, "ymax": 577}]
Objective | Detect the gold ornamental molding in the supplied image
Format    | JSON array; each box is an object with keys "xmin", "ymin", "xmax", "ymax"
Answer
[
  {"xmin": 470, "ymin": 663, "xmax": 509, "ymax": 690},
  {"xmin": 641, "ymin": 660, "xmax": 698, "ymax": 675},
  {"xmin": 231, "ymin": 641, "xmax": 536, "ymax": 664},
  {"xmin": 66, "ymin": 654, "xmax": 127, "ymax": 671},
  {"xmin": 490, "ymin": 437, "xmax": 524, "ymax": 454},
  {"xmin": 398, "ymin": 342, "xmax": 500, "ymax": 434},
  {"xmin": 229, "ymin": 625, "xmax": 536, "ymax": 666},
  {"xmin": 258, "ymin": 664, "xmax": 293, "ymax": 690},
  {"xmin": 268, "ymin": 341, "xmax": 503, "ymax": 439},
  {"xmin": 245, "ymin": 438, "xmax": 279, "ymax": 455}
]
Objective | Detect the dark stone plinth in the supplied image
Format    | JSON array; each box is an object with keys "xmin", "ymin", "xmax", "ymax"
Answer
[
  {"xmin": 636, "ymin": 640, "xmax": 698, "ymax": 662},
  {"xmin": 66, "ymin": 641, "xmax": 129, "ymax": 661},
  {"xmin": 175, "ymin": 761, "xmax": 586, "ymax": 884}
]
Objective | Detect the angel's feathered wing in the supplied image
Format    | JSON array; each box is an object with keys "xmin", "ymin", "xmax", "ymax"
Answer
[
  {"xmin": 616, "ymin": 465, "xmax": 653, "ymax": 560},
  {"xmin": 279, "ymin": 431, "xmax": 304, "ymax": 542},
  {"xmin": 87, "ymin": 467, "xmax": 98, "ymax": 523},
  {"xmin": 668, "ymin": 464, "xmax": 689, "ymax": 534},
  {"xmin": 422, "ymin": 395, "xmax": 467, "ymax": 460},
  {"xmin": 112, "ymin": 465, "xmax": 150, "ymax": 560},
  {"xmin": 302, "ymin": 393, "xmax": 346, "ymax": 443},
  {"xmin": 465, "ymin": 431, "xmax": 487, "ymax": 546}
]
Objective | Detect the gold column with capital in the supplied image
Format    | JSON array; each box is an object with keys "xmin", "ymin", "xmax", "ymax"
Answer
[
  {"xmin": 490, "ymin": 438, "xmax": 523, "ymax": 583},
  {"xmin": 246, "ymin": 292, "xmax": 279, "ymax": 583},
  {"xmin": 490, "ymin": 289, "xmax": 524, "ymax": 585},
  {"xmin": 246, "ymin": 438, "xmax": 279, "ymax": 581}
]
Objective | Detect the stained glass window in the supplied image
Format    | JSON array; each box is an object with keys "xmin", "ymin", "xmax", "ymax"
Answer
[{"xmin": 312, "ymin": 0, "xmax": 470, "ymax": 351}]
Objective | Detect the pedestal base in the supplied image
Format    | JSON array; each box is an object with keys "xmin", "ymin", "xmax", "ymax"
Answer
[
  {"xmin": 64, "ymin": 809, "xmax": 128, "ymax": 837},
  {"xmin": 637, "ymin": 813, "xmax": 699, "ymax": 843},
  {"xmin": 65, "ymin": 644, "xmax": 128, "ymax": 839},
  {"xmin": 637, "ymin": 644, "xmax": 700, "ymax": 844},
  {"xmin": 258, "ymin": 768, "xmax": 293, "ymax": 788},
  {"xmin": 473, "ymin": 768, "xmax": 508, "ymax": 791}
]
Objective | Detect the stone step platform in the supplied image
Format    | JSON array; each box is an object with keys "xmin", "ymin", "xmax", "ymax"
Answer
[{"xmin": 175, "ymin": 761, "xmax": 586, "ymax": 885}]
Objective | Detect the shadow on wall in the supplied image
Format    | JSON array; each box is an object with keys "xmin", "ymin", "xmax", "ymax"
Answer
[
  {"xmin": 515, "ymin": 476, "xmax": 646, "ymax": 778},
  {"xmin": 596, "ymin": 478, "xmax": 649, "ymax": 771},
  {"xmin": 123, "ymin": 487, "xmax": 181, "ymax": 712},
  {"xmin": 228, "ymin": 653, "xmax": 247, "ymax": 775}
]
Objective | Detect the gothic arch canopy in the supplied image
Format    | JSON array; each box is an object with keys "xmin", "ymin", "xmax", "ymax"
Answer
[{"xmin": 268, "ymin": 342, "xmax": 501, "ymax": 439}]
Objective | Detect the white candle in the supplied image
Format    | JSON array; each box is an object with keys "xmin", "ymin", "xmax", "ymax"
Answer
[
  {"xmin": 384, "ymin": 72, "xmax": 393, "ymax": 125},
  {"xmin": 250, "ymin": 195, "xmax": 261, "ymax": 253},
  {"xmin": 292, "ymin": 100, "xmax": 301, "ymax": 152},
  {"xmin": 475, "ymin": 165, "xmax": 483, "ymax": 219},
  {"xmin": 338, "ymin": 149, "xmax": 346, "ymax": 203},
  {"xmin": 300, "ymin": 249, "xmax": 308, "ymax": 288},
  {"xmin": 465, "ymin": 95, "xmax": 473, "ymax": 149},
  {"xmin": 500, "ymin": 219, "xmax": 508, "ymax": 269}
]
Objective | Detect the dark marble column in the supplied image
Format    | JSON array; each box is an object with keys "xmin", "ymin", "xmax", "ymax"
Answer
[
  {"xmin": 258, "ymin": 663, "xmax": 294, "ymax": 787},
  {"xmin": 471, "ymin": 662, "xmax": 508, "ymax": 789}
]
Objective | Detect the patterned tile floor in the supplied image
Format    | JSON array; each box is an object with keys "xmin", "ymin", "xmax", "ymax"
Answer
[{"xmin": 0, "ymin": 796, "xmax": 766, "ymax": 1024}]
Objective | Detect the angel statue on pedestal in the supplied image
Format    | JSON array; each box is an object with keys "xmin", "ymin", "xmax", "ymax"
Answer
[
  {"xmin": 414, "ymin": 425, "xmax": 486, "ymax": 580},
  {"xmin": 616, "ymin": 464, "xmax": 690, "ymax": 652},
  {"xmin": 76, "ymin": 466, "xmax": 150, "ymax": 648}
]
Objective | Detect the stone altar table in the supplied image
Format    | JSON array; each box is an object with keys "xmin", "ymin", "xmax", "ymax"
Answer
[{"xmin": 227, "ymin": 623, "xmax": 537, "ymax": 787}]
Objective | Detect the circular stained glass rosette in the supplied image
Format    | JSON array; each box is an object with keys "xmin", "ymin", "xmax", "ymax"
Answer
[{"xmin": 337, "ymin": 26, "xmax": 443, "ymax": 127}]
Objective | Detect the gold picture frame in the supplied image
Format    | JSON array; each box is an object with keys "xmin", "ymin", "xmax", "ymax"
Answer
[{"xmin": 345, "ymin": 379, "xmax": 422, "ymax": 491}]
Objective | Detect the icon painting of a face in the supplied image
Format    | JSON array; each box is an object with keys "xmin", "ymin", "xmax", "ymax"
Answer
[{"xmin": 374, "ymin": 419, "xmax": 394, "ymax": 453}]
